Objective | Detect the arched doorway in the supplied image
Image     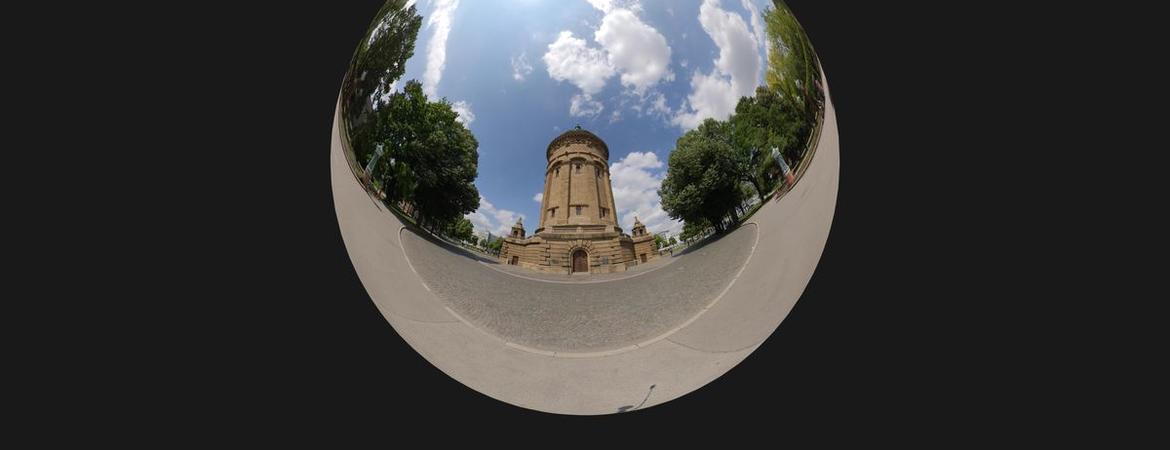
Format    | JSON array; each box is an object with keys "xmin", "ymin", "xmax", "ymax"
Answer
[{"xmin": 571, "ymin": 249, "xmax": 588, "ymax": 273}]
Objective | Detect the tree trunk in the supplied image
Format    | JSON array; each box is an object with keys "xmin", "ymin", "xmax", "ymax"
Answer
[{"xmin": 745, "ymin": 176, "xmax": 767, "ymax": 202}]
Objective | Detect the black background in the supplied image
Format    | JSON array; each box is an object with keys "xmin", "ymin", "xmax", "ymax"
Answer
[{"xmin": 26, "ymin": 0, "xmax": 1130, "ymax": 444}]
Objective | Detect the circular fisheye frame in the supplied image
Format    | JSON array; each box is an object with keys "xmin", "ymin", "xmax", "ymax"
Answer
[{"xmin": 332, "ymin": 0, "xmax": 837, "ymax": 415}]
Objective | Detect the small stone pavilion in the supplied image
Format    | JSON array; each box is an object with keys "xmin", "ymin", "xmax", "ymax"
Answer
[{"xmin": 500, "ymin": 126, "xmax": 657, "ymax": 274}]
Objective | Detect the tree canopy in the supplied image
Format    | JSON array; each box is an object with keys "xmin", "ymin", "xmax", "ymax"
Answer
[
  {"xmin": 338, "ymin": 1, "xmax": 480, "ymax": 233},
  {"xmin": 731, "ymin": 86, "xmax": 803, "ymax": 190},
  {"xmin": 679, "ymin": 218, "xmax": 713, "ymax": 243},
  {"xmin": 659, "ymin": 2, "xmax": 826, "ymax": 238},
  {"xmin": 343, "ymin": 0, "xmax": 422, "ymax": 165},
  {"xmin": 371, "ymin": 80, "xmax": 480, "ymax": 229},
  {"xmin": 659, "ymin": 119, "xmax": 748, "ymax": 234},
  {"xmin": 444, "ymin": 216, "xmax": 475, "ymax": 243},
  {"xmin": 765, "ymin": 1, "xmax": 824, "ymax": 132},
  {"xmin": 486, "ymin": 236, "xmax": 503, "ymax": 253}
]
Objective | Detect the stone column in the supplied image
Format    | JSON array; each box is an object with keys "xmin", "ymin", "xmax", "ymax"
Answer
[
  {"xmin": 564, "ymin": 157, "xmax": 571, "ymax": 225},
  {"xmin": 539, "ymin": 169, "xmax": 552, "ymax": 229}
]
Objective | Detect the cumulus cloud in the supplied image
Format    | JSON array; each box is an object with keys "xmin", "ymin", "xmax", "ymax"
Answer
[
  {"xmin": 586, "ymin": 0, "xmax": 643, "ymax": 14},
  {"xmin": 594, "ymin": 8, "xmax": 673, "ymax": 95},
  {"xmin": 422, "ymin": 0, "xmax": 460, "ymax": 98},
  {"xmin": 586, "ymin": 0, "xmax": 615, "ymax": 13},
  {"xmin": 450, "ymin": 100, "xmax": 475, "ymax": 125},
  {"xmin": 741, "ymin": 0, "xmax": 770, "ymax": 73},
  {"xmin": 466, "ymin": 195, "xmax": 525, "ymax": 237},
  {"xmin": 570, "ymin": 93, "xmax": 605, "ymax": 117},
  {"xmin": 672, "ymin": 0, "xmax": 762, "ymax": 130},
  {"xmin": 742, "ymin": 0, "xmax": 768, "ymax": 57},
  {"xmin": 533, "ymin": 192, "xmax": 543, "ymax": 203},
  {"xmin": 544, "ymin": 2, "xmax": 672, "ymax": 118},
  {"xmin": 609, "ymin": 151, "xmax": 682, "ymax": 236},
  {"xmin": 543, "ymin": 30, "xmax": 615, "ymax": 96},
  {"xmin": 511, "ymin": 51, "xmax": 533, "ymax": 81}
]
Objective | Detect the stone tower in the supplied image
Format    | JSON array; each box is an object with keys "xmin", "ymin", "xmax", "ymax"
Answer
[
  {"xmin": 499, "ymin": 126, "xmax": 657, "ymax": 274},
  {"xmin": 534, "ymin": 125, "xmax": 620, "ymax": 233}
]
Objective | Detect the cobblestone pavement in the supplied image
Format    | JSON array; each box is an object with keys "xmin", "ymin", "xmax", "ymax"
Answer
[{"xmin": 401, "ymin": 225, "xmax": 757, "ymax": 353}]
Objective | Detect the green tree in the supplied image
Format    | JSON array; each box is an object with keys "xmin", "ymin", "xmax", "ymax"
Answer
[
  {"xmin": 444, "ymin": 216, "xmax": 475, "ymax": 243},
  {"xmin": 679, "ymin": 218, "xmax": 712, "ymax": 243},
  {"xmin": 371, "ymin": 80, "xmax": 480, "ymax": 230},
  {"xmin": 764, "ymin": 1, "xmax": 823, "ymax": 130},
  {"xmin": 761, "ymin": 1, "xmax": 824, "ymax": 180},
  {"xmin": 668, "ymin": 236, "xmax": 678, "ymax": 247},
  {"xmin": 653, "ymin": 234, "xmax": 667, "ymax": 250},
  {"xmin": 487, "ymin": 237, "xmax": 503, "ymax": 253},
  {"xmin": 731, "ymin": 86, "xmax": 804, "ymax": 190},
  {"xmin": 342, "ymin": 0, "xmax": 423, "ymax": 165},
  {"xmin": 659, "ymin": 119, "xmax": 747, "ymax": 234}
]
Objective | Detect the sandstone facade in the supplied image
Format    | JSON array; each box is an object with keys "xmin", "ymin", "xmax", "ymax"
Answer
[{"xmin": 500, "ymin": 126, "xmax": 657, "ymax": 274}]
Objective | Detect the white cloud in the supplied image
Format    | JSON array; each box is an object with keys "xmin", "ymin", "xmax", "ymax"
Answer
[
  {"xmin": 609, "ymin": 151, "xmax": 682, "ymax": 236},
  {"xmin": 648, "ymin": 92, "xmax": 672, "ymax": 118},
  {"xmin": 451, "ymin": 100, "xmax": 475, "ymax": 125},
  {"xmin": 594, "ymin": 8, "xmax": 673, "ymax": 95},
  {"xmin": 586, "ymin": 0, "xmax": 615, "ymax": 13},
  {"xmin": 533, "ymin": 192, "xmax": 543, "ymax": 203},
  {"xmin": 586, "ymin": 0, "xmax": 643, "ymax": 14},
  {"xmin": 570, "ymin": 94, "xmax": 605, "ymax": 117},
  {"xmin": 466, "ymin": 195, "xmax": 526, "ymax": 237},
  {"xmin": 511, "ymin": 51, "xmax": 534, "ymax": 81},
  {"xmin": 543, "ymin": 30, "xmax": 615, "ymax": 96},
  {"xmin": 672, "ymin": 0, "xmax": 762, "ymax": 130},
  {"xmin": 422, "ymin": 0, "xmax": 460, "ymax": 98},
  {"xmin": 544, "ymin": 3, "xmax": 672, "ymax": 118},
  {"xmin": 742, "ymin": 0, "xmax": 768, "ymax": 70}
]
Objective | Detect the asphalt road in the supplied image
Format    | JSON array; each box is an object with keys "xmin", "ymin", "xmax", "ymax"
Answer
[{"xmin": 401, "ymin": 225, "xmax": 757, "ymax": 353}]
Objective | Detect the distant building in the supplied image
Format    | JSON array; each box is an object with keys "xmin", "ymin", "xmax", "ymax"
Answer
[{"xmin": 499, "ymin": 126, "xmax": 657, "ymax": 274}]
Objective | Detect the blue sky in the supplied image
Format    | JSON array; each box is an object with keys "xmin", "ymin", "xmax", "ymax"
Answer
[{"xmin": 390, "ymin": 0, "xmax": 775, "ymax": 238}]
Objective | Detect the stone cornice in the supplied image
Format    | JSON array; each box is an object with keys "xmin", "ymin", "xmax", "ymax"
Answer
[{"xmin": 546, "ymin": 128, "xmax": 609, "ymax": 162}]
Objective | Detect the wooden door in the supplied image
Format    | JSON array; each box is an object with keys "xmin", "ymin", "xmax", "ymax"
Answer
[{"xmin": 572, "ymin": 250, "xmax": 587, "ymax": 273}]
